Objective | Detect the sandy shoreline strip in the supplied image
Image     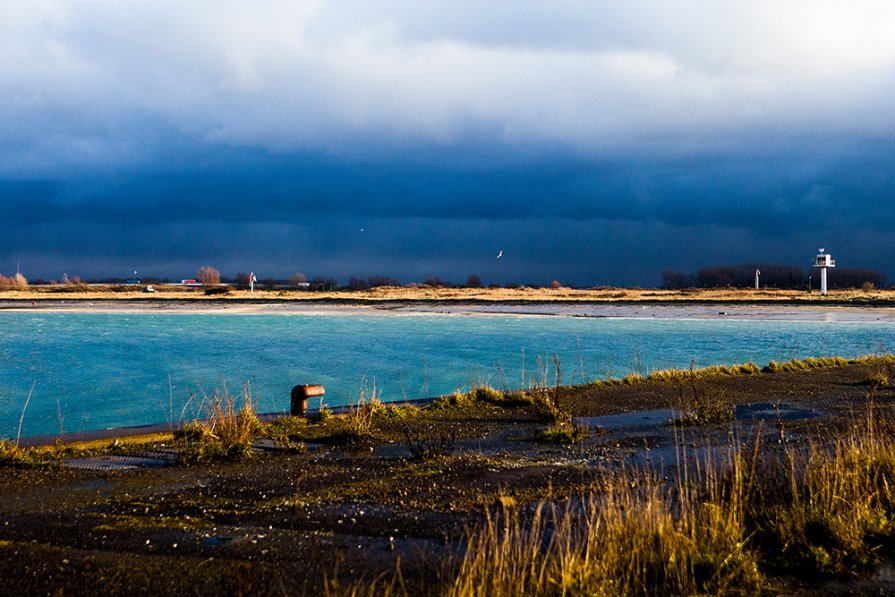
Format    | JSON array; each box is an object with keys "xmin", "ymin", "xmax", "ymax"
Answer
[{"xmin": 2, "ymin": 299, "xmax": 895, "ymax": 322}]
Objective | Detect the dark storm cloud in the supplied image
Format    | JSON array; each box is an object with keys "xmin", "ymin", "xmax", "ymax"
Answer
[
  {"xmin": 3, "ymin": 137, "xmax": 892, "ymax": 236},
  {"xmin": 2, "ymin": 2, "xmax": 895, "ymax": 283}
]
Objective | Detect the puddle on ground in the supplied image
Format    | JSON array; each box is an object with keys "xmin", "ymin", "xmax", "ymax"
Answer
[
  {"xmin": 575, "ymin": 402, "xmax": 822, "ymax": 432},
  {"xmin": 734, "ymin": 402, "xmax": 822, "ymax": 422},
  {"xmin": 574, "ymin": 409, "xmax": 679, "ymax": 431}
]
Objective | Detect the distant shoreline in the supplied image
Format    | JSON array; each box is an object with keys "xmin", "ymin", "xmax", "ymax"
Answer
[
  {"xmin": 2, "ymin": 294, "xmax": 895, "ymax": 322},
  {"xmin": 3, "ymin": 284, "xmax": 895, "ymax": 305}
]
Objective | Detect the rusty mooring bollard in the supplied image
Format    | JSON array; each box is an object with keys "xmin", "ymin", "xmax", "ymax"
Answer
[{"xmin": 291, "ymin": 384, "xmax": 325, "ymax": 417}]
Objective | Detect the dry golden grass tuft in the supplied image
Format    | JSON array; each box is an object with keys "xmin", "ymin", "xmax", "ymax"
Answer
[
  {"xmin": 176, "ymin": 385, "xmax": 262, "ymax": 463},
  {"xmin": 444, "ymin": 409, "xmax": 895, "ymax": 595}
]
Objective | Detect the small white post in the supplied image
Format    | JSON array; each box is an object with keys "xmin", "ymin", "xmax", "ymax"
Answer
[
  {"xmin": 250, "ymin": 272, "xmax": 255, "ymax": 293},
  {"xmin": 754, "ymin": 269, "xmax": 760, "ymax": 289}
]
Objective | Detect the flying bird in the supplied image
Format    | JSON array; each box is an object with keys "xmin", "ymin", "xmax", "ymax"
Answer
[{"xmin": 496, "ymin": 250, "xmax": 503, "ymax": 259}]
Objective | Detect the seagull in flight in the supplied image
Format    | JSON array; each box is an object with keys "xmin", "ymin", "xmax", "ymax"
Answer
[{"xmin": 496, "ymin": 250, "xmax": 503, "ymax": 259}]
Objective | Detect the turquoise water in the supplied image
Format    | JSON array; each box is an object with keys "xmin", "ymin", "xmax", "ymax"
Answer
[{"xmin": 1, "ymin": 312, "xmax": 893, "ymax": 438}]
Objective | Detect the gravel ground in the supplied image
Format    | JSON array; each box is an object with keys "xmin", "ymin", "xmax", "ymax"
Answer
[{"xmin": 2, "ymin": 361, "xmax": 895, "ymax": 595}]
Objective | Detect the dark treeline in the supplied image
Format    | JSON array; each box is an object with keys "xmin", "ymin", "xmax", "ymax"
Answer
[
  {"xmin": 346, "ymin": 275, "xmax": 401, "ymax": 290},
  {"xmin": 830, "ymin": 268, "xmax": 887, "ymax": 288},
  {"xmin": 662, "ymin": 263, "xmax": 887, "ymax": 289}
]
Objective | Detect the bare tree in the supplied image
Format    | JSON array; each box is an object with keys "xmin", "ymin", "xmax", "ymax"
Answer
[
  {"xmin": 466, "ymin": 274, "xmax": 482, "ymax": 288},
  {"xmin": 423, "ymin": 277, "xmax": 448, "ymax": 288},
  {"xmin": 196, "ymin": 266, "xmax": 221, "ymax": 286},
  {"xmin": 61, "ymin": 273, "xmax": 87, "ymax": 289},
  {"xmin": 0, "ymin": 273, "xmax": 29, "ymax": 291}
]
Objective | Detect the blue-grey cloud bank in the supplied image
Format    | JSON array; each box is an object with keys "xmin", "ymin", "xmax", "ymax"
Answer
[{"xmin": 2, "ymin": 1, "xmax": 895, "ymax": 285}]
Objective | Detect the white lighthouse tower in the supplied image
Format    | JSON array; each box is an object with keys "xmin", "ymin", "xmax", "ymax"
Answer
[{"xmin": 813, "ymin": 248, "xmax": 835, "ymax": 295}]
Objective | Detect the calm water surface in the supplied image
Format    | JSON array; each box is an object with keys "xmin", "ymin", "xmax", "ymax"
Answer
[{"xmin": 1, "ymin": 312, "xmax": 893, "ymax": 438}]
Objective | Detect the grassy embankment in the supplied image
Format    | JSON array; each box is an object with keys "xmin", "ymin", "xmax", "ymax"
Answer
[{"xmin": 3, "ymin": 354, "xmax": 892, "ymax": 464}]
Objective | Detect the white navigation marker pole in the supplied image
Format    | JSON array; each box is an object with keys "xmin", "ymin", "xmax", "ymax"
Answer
[
  {"xmin": 812, "ymin": 249, "xmax": 835, "ymax": 296},
  {"xmin": 250, "ymin": 272, "xmax": 256, "ymax": 293},
  {"xmin": 754, "ymin": 269, "xmax": 760, "ymax": 289}
]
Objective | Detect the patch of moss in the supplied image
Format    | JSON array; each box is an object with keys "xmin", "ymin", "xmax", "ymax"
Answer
[
  {"xmin": 309, "ymin": 404, "xmax": 333, "ymax": 423},
  {"xmin": 533, "ymin": 424, "xmax": 589, "ymax": 444},
  {"xmin": 87, "ymin": 513, "xmax": 208, "ymax": 533},
  {"xmin": 314, "ymin": 428, "xmax": 377, "ymax": 450},
  {"xmin": 429, "ymin": 391, "xmax": 474, "ymax": 411},
  {"xmin": 379, "ymin": 403, "xmax": 422, "ymax": 418}
]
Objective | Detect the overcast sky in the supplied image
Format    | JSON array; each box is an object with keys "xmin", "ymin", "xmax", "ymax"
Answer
[{"xmin": 2, "ymin": 1, "xmax": 894, "ymax": 285}]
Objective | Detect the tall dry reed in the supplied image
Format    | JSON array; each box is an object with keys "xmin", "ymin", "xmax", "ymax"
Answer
[
  {"xmin": 177, "ymin": 383, "xmax": 261, "ymax": 462},
  {"xmin": 447, "ymin": 407, "xmax": 895, "ymax": 595}
]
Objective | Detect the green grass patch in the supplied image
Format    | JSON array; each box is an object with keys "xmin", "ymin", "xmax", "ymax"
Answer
[
  {"xmin": 263, "ymin": 417, "xmax": 307, "ymax": 453},
  {"xmin": 309, "ymin": 402, "xmax": 334, "ymax": 423},
  {"xmin": 428, "ymin": 386, "xmax": 531, "ymax": 412},
  {"xmin": 429, "ymin": 390, "xmax": 475, "ymax": 411},
  {"xmin": 379, "ymin": 403, "xmax": 423, "ymax": 419},
  {"xmin": 680, "ymin": 386, "xmax": 734, "ymax": 426},
  {"xmin": 470, "ymin": 386, "xmax": 531, "ymax": 407},
  {"xmin": 532, "ymin": 423, "xmax": 589, "ymax": 444}
]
